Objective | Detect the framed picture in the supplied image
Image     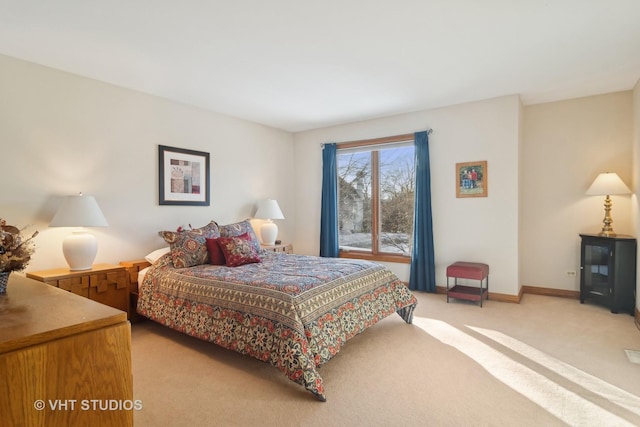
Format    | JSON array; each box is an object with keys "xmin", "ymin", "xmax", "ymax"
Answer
[
  {"xmin": 456, "ymin": 161, "xmax": 487, "ymax": 198},
  {"xmin": 159, "ymin": 145, "xmax": 210, "ymax": 206}
]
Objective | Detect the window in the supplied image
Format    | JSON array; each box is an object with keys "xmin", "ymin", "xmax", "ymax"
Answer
[{"xmin": 337, "ymin": 135, "xmax": 415, "ymax": 261}]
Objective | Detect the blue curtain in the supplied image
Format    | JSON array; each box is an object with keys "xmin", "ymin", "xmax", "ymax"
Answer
[
  {"xmin": 320, "ymin": 143, "xmax": 339, "ymax": 257},
  {"xmin": 409, "ymin": 131, "xmax": 436, "ymax": 292}
]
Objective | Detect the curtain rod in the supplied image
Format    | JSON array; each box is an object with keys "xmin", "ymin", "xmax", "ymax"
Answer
[{"xmin": 323, "ymin": 128, "xmax": 433, "ymax": 148}]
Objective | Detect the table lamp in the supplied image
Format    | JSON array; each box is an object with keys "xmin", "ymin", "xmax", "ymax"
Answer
[
  {"xmin": 49, "ymin": 193, "xmax": 108, "ymax": 270},
  {"xmin": 585, "ymin": 172, "xmax": 631, "ymax": 237},
  {"xmin": 254, "ymin": 199, "xmax": 284, "ymax": 245}
]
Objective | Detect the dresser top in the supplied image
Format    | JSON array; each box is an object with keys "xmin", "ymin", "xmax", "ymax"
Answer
[
  {"xmin": 0, "ymin": 274, "xmax": 127, "ymax": 354},
  {"xmin": 26, "ymin": 263, "xmax": 123, "ymax": 281}
]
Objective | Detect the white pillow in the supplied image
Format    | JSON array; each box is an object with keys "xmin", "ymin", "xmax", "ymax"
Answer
[
  {"xmin": 138, "ymin": 266, "xmax": 150, "ymax": 286},
  {"xmin": 145, "ymin": 247, "xmax": 170, "ymax": 264}
]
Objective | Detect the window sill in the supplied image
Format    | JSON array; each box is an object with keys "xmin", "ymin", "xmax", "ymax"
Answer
[{"xmin": 339, "ymin": 251, "xmax": 411, "ymax": 264}]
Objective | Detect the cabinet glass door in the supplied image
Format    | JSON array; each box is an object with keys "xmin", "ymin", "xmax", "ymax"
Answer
[{"xmin": 582, "ymin": 243, "xmax": 610, "ymax": 298}]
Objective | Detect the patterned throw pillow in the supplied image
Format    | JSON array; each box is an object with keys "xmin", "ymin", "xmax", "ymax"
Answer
[
  {"xmin": 216, "ymin": 232, "xmax": 262, "ymax": 267},
  {"xmin": 159, "ymin": 221, "xmax": 220, "ymax": 268},
  {"xmin": 205, "ymin": 237, "xmax": 226, "ymax": 265},
  {"xmin": 219, "ymin": 219, "xmax": 261, "ymax": 253}
]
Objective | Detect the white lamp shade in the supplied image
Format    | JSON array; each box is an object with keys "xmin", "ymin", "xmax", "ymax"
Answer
[
  {"xmin": 50, "ymin": 194, "xmax": 109, "ymax": 227},
  {"xmin": 254, "ymin": 199, "xmax": 285, "ymax": 220},
  {"xmin": 50, "ymin": 194, "xmax": 108, "ymax": 271},
  {"xmin": 586, "ymin": 173, "xmax": 631, "ymax": 196}
]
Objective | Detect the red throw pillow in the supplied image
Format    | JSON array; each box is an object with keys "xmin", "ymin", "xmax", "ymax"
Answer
[
  {"xmin": 206, "ymin": 237, "xmax": 226, "ymax": 265},
  {"xmin": 216, "ymin": 232, "xmax": 262, "ymax": 267}
]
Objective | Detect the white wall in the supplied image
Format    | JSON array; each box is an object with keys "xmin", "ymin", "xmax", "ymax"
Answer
[
  {"xmin": 0, "ymin": 54, "xmax": 295, "ymax": 271},
  {"xmin": 293, "ymin": 96, "xmax": 521, "ymax": 296},
  {"xmin": 521, "ymin": 93, "xmax": 633, "ymax": 291}
]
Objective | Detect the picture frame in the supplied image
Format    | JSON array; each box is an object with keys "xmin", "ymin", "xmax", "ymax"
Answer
[
  {"xmin": 159, "ymin": 145, "xmax": 210, "ymax": 206},
  {"xmin": 456, "ymin": 161, "xmax": 487, "ymax": 198}
]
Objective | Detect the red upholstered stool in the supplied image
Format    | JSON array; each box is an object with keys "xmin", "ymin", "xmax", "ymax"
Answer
[{"xmin": 446, "ymin": 262, "xmax": 489, "ymax": 307}]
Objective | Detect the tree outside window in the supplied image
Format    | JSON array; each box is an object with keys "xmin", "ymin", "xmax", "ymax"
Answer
[{"xmin": 337, "ymin": 142, "xmax": 415, "ymax": 260}]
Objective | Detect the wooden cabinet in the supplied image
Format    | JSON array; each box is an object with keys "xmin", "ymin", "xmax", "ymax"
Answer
[
  {"xmin": 0, "ymin": 274, "xmax": 133, "ymax": 426},
  {"xmin": 579, "ymin": 234, "xmax": 637, "ymax": 314},
  {"xmin": 261, "ymin": 243, "xmax": 293, "ymax": 254},
  {"xmin": 26, "ymin": 264, "xmax": 129, "ymax": 318}
]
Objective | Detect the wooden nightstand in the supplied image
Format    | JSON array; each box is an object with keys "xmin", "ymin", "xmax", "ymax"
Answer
[
  {"xmin": 261, "ymin": 243, "xmax": 293, "ymax": 254},
  {"xmin": 120, "ymin": 259, "xmax": 151, "ymax": 324},
  {"xmin": 26, "ymin": 264, "xmax": 129, "ymax": 318}
]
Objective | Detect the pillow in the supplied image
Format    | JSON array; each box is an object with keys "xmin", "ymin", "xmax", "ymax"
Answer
[
  {"xmin": 216, "ymin": 232, "xmax": 262, "ymax": 267},
  {"xmin": 206, "ymin": 237, "xmax": 226, "ymax": 265},
  {"xmin": 159, "ymin": 221, "xmax": 220, "ymax": 268},
  {"xmin": 219, "ymin": 219, "xmax": 261, "ymax": 253},
  {"xmin": 144, "ymin": 247, "xmax": 171, "ymax": 264}
]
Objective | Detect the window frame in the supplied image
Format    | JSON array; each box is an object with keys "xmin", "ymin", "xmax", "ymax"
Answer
[{"xmin": 336, "ymin": 133, "xmax": 415, "ymax": 264}]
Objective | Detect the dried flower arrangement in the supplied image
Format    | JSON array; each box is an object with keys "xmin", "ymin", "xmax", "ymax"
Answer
[{"xmin": 0, "ymin": 219, "xmax": 38, "ymax": 272}]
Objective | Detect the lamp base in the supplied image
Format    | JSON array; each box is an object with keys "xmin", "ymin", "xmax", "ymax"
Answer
[
  {"xmin": 260, "ymin": 220, "xmax": 278, "ymax": 246},
  {"xmin": 62, "ymin": 229, "xmax": 98, "ymax": 271},
  {"xmin": 598, "ymin": 195, "xmax": 617, "ymax": 237}
]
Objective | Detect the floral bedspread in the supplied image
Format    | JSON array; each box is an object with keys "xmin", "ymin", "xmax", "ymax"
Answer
[{"xmin": 137, "ymin": 251, "xmax": 417, "ymax": 401}]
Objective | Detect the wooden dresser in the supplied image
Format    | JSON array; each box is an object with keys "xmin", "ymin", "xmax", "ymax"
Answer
[
  {"xmin": 26, "ymin": 264, "xmax": 129, "ymax": 318},
  {"xmin": 0, "ymin": 274, "xmax": 133, "ymax": 427}
]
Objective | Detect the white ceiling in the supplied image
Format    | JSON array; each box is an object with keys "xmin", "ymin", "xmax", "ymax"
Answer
[{"xmin": 1, "ymin": 1, "xmax": 639, "ymax": 132}]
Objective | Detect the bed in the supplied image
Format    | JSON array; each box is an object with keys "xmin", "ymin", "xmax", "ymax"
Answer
[{"xmin": 129, "ymin": 220, "xmax": 418, "ymax": 401}]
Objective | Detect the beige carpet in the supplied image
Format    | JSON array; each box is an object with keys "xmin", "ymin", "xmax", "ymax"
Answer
[{"xmin": 130, "ymin": 292, "xmax": 640, "ymax": 426}]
